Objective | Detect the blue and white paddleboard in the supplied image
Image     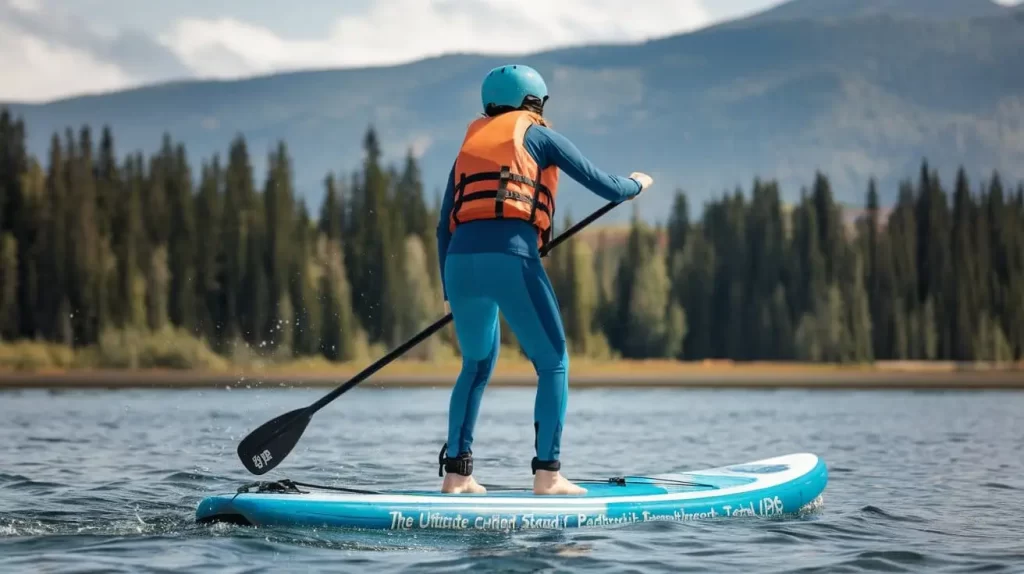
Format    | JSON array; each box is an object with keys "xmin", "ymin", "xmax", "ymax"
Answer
[{"xmin": 196, "ymin": 453, "xmax": 827, "ymax": 531}]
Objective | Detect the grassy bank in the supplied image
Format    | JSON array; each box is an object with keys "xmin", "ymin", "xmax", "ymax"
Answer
[
  {"xmin": 2, "ymin": 366, "xmax": 1023, "ymax": 390},
  {"xmin": 1, "ymin": 335, "xmax": 1022, "ymax": 390}
]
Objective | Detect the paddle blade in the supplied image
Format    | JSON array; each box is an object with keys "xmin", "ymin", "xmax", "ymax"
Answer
[{"xmin": 237, "ymin": 408, "xmax": 311, "ymax": 475}]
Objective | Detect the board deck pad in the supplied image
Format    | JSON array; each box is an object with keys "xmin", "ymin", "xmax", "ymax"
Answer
[{"xmin": 195, "ymin": 453, "xmax": 827, "ymax": 531}]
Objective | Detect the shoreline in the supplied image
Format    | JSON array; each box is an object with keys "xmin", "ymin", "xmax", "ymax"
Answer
[{"xmin": 2, "ymin": 360, "xmax": 1023, "ymax": 390}]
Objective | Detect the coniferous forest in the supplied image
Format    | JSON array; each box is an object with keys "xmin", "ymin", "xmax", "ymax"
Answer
[{"xmin": 1, "ymin": 108, "xmax": 1022, "ymax": 368}]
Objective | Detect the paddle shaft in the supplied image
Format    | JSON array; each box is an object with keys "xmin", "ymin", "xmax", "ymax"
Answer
[{"xmin": 305, "ymin": 199, "xmax": 622, "ymax": 415}]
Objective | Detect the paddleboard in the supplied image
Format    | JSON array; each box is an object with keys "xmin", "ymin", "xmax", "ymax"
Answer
[{"xmin": 195, "ymin": 452, "xmax": 826, "ymax": 531}]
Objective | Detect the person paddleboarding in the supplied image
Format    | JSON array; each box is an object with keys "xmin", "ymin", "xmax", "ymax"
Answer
[{"xmin": 435, "ymin": 64, "xmax": 654, "ymax": 495}]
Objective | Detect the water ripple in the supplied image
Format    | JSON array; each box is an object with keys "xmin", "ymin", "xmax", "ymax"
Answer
[{"xmin": 1, "ymin": 387, "xmax": 1023, "ymax": 573}]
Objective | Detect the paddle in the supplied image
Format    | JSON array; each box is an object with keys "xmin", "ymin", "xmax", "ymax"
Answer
[{"xmin": 237, "ymin": 198, "xmax": 624, "ymax": 475}]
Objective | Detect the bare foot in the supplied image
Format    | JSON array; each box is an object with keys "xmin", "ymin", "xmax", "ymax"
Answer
[
  {"xmin": 533, "ymin": 470, "xmax": 587, "ymax": 495},
  {"xmin": 441, "ymin": 474, "xmax": 487, "ymax": 494}
]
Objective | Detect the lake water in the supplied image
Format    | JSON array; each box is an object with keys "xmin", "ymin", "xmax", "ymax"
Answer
[{"xmin": 1, "ymin": 385, "xmax": 1022, "ymax": 573}]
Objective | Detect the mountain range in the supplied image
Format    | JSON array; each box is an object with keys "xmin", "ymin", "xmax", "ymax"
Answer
[{"xmin": 4, "ymin": 0, "xmax": 1024, "ymax": 223}]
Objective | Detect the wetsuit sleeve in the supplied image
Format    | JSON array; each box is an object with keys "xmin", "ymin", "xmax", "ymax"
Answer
[
  {"xmin": 523, "ymin": 125, "xmax": 642, "ymax": 202},
  {"xmin": 435, "ymin": 162, "xmax": 456, "ymax": 301}
]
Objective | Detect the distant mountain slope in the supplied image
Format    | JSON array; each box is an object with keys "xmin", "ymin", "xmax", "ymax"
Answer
[{"xmin": 5, "ymin": 4, "xmax": 1023, "ymax": 222}]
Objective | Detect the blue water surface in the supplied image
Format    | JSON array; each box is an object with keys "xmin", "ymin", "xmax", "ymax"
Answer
[{"xmin": 1, "ymin": 385, "xmax": 1022, "ymax": 573}]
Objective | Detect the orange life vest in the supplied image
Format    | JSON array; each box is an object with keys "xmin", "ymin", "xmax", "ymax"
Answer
[{"xmin": 449, "ymin": 110, "xmax": 559, "ymax": 248}]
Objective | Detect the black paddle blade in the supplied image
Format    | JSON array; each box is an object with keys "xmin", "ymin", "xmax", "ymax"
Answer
[{"xmin": 237, "ymin": 408, "xmax": 311, "ymax": 475}]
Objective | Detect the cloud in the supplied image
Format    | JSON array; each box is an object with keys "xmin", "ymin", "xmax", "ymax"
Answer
[
  {"xmin": 7, "ymin": 0, "xmax": 39, "ymax": 12},
  {"xmin": 159, "ymin": 0, "xmax": 711, "ymax": 79},
  {"xmin": 0, "ymin": 20, "xmax": 133, "ymax": 102},
  {"xmin": 2, "ymin": 0, "xmax": 710, "ymax": 101},
  {"xmin": 0, "ymin": 0, "xmax": 190, "ymax": 102}
]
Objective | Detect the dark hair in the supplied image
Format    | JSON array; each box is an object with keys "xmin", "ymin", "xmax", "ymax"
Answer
[{"xmin": 485, "ymin": 94, "xmax": 547, "ymax": 117}]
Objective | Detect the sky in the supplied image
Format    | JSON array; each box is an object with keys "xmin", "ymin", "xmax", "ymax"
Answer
[{"xmin": 1, "ymin": 0, "xmax": 1022, "ymax": 103}]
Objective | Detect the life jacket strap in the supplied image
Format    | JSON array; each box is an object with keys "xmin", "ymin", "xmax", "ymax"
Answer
[
  {"xmin": 452, "ymin": 167, "xmax": 553, "ymax": 222},
  {"xmin": 458, "ymin": 189, "xmax": 551, "ymax": 215},
  {"xmin": 495, "ymin": 166, "xmax": 510, "ymax": 219},
  {"xmin": 452, "ymin": 173, "xmax": 467, "ymax": 226},
  {"xmin": 453, "ymin": 168, "xmax": 547, "ymax": 196},
  {"xmin": 451, "ymin": 165, "xmax": 556, "ymax": 248}
]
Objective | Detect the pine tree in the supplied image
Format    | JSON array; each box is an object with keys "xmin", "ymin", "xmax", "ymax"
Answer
[
  {"xmin": 745, "ymin": 179, "xmax": 787, "ymax": 359},
  {"xmin": 788, "ymin": 191, "xmax": 826, "ymax": 328},
  {"xmin": 951, "ymin": 168, "xmax": 979, "ymax": 360},
  {"xmin": 0, "ymin": 110, "xmax": 28, "ymax": 243},
  {"xmin": 195, "ymin": 156, "xmax": 223, "ymax": 346},
  {"xmin": 769, "ymin": 284, "xmax": 794, "ymax": 359},
  {"xmin": 64, "ymin": 127, "xmax": 104, "ymax": 345},
  {"xmin": 973, "ymin": 312, "xmax": 1013, "ymax": 363},
  {"xmin": 872, "ymin": 230, "xmax": 899, "ymax": 360},
  {"xmin": 264, "ymin": 141, "xmax": 296, "ymax": 351},
  {"xmin": 973, "ymin": 176, "xmax": 994, "ymax": 343},
  {"xmin": 15, "ymin": 159, "xmax": 44, "ymax": 339},
  {"xmin": 702, "ymin": 191, "xmax": 747, "ymax": 358},
  {"xmin": 593, "ymin": 231, "xmax": 619, "ymax": 353},
  {"xmin": 887, "ymin": 182, "xmax": 920, "ymax": 356},
  {"xmin": 144, "ymin": 139, "xmax": 172, "ymax": 249},
  {"xmin": 546, "ymin": 213, "xmax": 573, "ymax": 341},
  {"xmin": 395, "ymin": 235, "xmax": 442, "ymax": 359},
  {"xmin": 913, "ymin": 161, "xmax": 952, "ymax": 358},
  {"xmin": 95, "ymin": 127, "xmax": 119, "ymax": 242},
  {"xmin": 114, "ymin": 154, "xmax": 147, "ymax": 330},
  {"xmin": 566, "ymin": 239, "xmax": 603, "ymax": 357},
  {"xmin": 220, "ymin": 135, "xmax": 255, "ymax": 343},
  {"xmin": 608, "ymin": 208, "xmax": 644, "ymax": 353},
  {"xmin": 146, "ymin": 245, "xmax": 170, "ymax": 331},
  {"xmin": 320, "ymin": 173, "xmax": 343, "ymax": 241},
  {"xmin": 395, "ymin": 150, "xmax": 430, "ymax": 241},
  {"xmin": 666, "ymin": 191, "xmax": 690, "ymax": 268},
  {"xmin": 320, "ymin": 235, "xmax": 361, "ymax": 361},
  {"xmin": 349, "ymin": 127, "xmax": 402, "ymax": 345},
  {"xmin": 676, "ymin": 226, "xmax": 716, "ymax": 360},
  {"xmin": 794, "ymin": 285, "xmax": 851, "ymax": 363},
  {"xmin": 843, "ymin": 247, "xmax": 874, "ymax": 362},
  {"xmin": 242, "ymin": 204, "xmax": 269, "ymax": 347},
  {"xmin": 291, "ymin": 205, "xmax": 322, "ymax": 357},
  {"xmin": 810, "ymin": 173, "xmax": 844, "ymax": 283},
  {"xmin": 614, "ymin": 211, "xmax": 676, "ymax": 358},
  {"xmin": 623, "ymin": 248, "xmax": 674, "ymax": 359},
  {"xmin": 864, "ymin": 179, "xmax": 886, "ymax": 358},
  {"xmin": 915, "ymin": 296, "xmax": 939, "ymax": 360},
  {"xmin": 94, "ymin": 127, "xmax": 120, "ymax": 337},
  {"xmin": 1008, "ymin": 184, "xmax": 1024, "ymax": 358},
  {"xmin": 0, "ymin": 233, "xmax": 17, "ymax": 339},
  {"xmin": 985, "ymin": 173, "xmax": 1011, "ymax": 347},
  {"xmin": 0, "ymin": 111, "xmax": 35, "ymax": 338},
  {"xmin": 167, "ymin": 142, "xmax": 197, "ymax": 333},
  {"xmin": 403, "ymin": 161, "xmax": 442, "ymax": 291}
]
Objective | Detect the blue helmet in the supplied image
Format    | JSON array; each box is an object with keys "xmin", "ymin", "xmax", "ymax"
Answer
[{"xmin": 480, "ymin": 64, "xmax": 548, "ymax": 115}]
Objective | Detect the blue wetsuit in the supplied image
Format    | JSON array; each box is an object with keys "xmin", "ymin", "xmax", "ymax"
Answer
[{"xmin": 436, "ymin": 120, "xmax": 641, "ymax": 467}]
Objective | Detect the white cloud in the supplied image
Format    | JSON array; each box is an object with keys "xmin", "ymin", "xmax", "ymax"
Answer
[
  {"xmin": 160, "ymin": 0, "xmax": 711, "ymax": 79},
  {"xmin": 0, "ymin": 21, "xmax": 135, "ymax": 102},
  {"xmin": 8, "ymin": 0, "xmax": 40, "ymax": 13}
]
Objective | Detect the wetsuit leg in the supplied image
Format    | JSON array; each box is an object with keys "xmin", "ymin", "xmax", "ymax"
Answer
[
  {"xmin": 444, "ymin": 253, "xmax": 501, "ymax": 457},
  {"xmin": 490, "ymin": 255, "xmax": 569, "ymax": 465}
]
